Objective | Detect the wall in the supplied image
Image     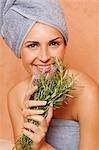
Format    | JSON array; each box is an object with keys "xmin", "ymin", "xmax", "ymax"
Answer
[{"xmin": 0, "ymin": 0, "xmax": 98, "ymax": 141}]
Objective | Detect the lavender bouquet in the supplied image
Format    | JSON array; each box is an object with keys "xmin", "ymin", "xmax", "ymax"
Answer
[{"xmin": 13, "ymin": 57, "xmax": 76, "ymax": 150}]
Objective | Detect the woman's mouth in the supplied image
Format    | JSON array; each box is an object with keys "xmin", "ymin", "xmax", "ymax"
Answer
[{"xmin": 37, "ymin": 65, "xmax": 51, "ymax": 73}]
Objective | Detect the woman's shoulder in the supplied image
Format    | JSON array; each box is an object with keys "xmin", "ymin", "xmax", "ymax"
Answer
[
  {"xmin": 68, "ymin": 69, "xmax": 99, "ymax": 100},
  {"xmin": 7, "ymin": 78, "xmax": 30, "ymax": 108},
  {"xmin": 68, "ymin": 69, "xmax": 99, "ymax": 117},
  {"xmin": 65, "ymin": 69, "xmax": 99, "ymax": 120},
  {"xmin": 68, "ymin": 69, "xmax": 98, "ymax": 90}
]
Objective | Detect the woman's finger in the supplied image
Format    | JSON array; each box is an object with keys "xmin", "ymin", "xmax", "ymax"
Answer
[
  {"xmin": 24, "ymin": 122, "xmax": 42, "ymax": 134},
  {"xmin": 24, "ymin": 100, "xmax": 47, "ymax": 108},
  {"xmin": 26, "ymin": 104, "xmax": 53, "ymax": 126},
  {"xmin": 22, "ymin": 128, "xmax": 39, "ymax": 143},
  {"xmin": 22, "ymin": 109, "xmax": 44, "ymax": 118},
  {"xmin": 46, "ymin": 103, "xmax": 53, "ymax": 125},
  {"xmin": 26, "ymin": 115, "xmax": 44, "ymax": 122},
  {"xmin": 27, "ymin": 115, "xmax": 48, "ymax": 133},
  {"xmin": 23, "ymin": 128, "xmax": 45, "ymax": 143}
]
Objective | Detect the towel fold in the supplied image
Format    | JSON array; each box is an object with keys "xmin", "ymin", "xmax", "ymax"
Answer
[{"xmin": 0, "ymin": 0, "xmax": 68, "ymax": 57}]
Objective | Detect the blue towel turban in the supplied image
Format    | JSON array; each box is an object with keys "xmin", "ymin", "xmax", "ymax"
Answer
[{"xmin": 0, "ymin": 0, "xmax": 68, "ymax": 57}]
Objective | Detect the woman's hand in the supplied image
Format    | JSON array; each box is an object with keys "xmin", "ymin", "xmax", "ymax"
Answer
[{"xmin": 22, "ymin": 86, "xmax": 53, "ymax": 150}]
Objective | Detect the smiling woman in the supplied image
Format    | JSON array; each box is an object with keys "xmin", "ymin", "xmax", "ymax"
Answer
[
  {"xmin": 0, "ymin": 0, "xmax": 99, "ymax": 150},
  {"xmin": 20, "ymin": 23, "xmax": 66, "ymax": 75}
]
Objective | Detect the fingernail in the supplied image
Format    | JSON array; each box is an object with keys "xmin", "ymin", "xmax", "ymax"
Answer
[
  {"xmin": 34, "ymin": 85, "xmax": 38, "ymax": 89},
  {"xmin": 44, "ymin": 101, "xmax": 47, "ymax": 105},
  {"xmin": 50, "ymin": 103, "xmax": 53, "ymax": 107}
]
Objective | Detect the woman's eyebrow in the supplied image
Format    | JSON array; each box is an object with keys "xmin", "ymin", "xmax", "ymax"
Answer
[
  {"xmin": 24, "ymin": 37, "xmax": 61, "ymax": 45},
  {"xmin": 24, "ymin": 41, "xmax": 39, "ymax": 45},
  {"xmin": 49, "ymin": 37, "xmax": 61, "ymax": 42}
]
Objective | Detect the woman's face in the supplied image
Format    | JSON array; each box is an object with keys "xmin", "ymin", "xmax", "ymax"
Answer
[{"xmin": 20, "ymin": 23, "xmax": 66, "ymax": 75}]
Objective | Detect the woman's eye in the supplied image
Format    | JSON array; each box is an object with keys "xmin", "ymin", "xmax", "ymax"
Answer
[
  {"xmin": 27, "ymin": 43, "xmax": 39, "ymax": 49},
  {"xmin": 50, "ymin": 41, "xmax": 60, "ymax": 47}
]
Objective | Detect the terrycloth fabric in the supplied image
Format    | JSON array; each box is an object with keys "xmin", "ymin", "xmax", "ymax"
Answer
[
  {"xmin": 46, "ymin": 119, "xmax": 80, "ymax": 150},
  {"xmin": 0, "ymin": 0, "xmax": 68, "ymax": 57}
]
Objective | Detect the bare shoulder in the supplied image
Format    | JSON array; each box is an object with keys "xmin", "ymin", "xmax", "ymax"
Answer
[
  {"xmin": 69, "ymin": 69, "xmax": 99, "ymax": 102},
  {"xmin": 69, "ymin": 69, "xmax": 99, "ymax": 94},
  {"xmin": 68, "ymin": 71, "xmax": 99, "ymax": 148},
  {"xmin": 7, "ymin": 78, "xmax": 30, "ymax": 109},
  {"xmin": 68, "ymin": 69, "xmax": 99, "ymax": 120},
  {"xmin": 69, "ymin": 69, "xmax": 97, "ymax": 86}
]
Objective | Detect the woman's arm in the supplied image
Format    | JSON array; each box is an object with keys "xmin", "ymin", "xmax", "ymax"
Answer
[
  {"xmin": 7, "ymin": 84, "xmax": 55, "ymax": 150},
  {"xmin": 7, "ymin": 87, "xmax": 24, "ymax": 144},
  {"xmin": 75, "ymin": 71, "xmax": 99, "ymax": 150}
]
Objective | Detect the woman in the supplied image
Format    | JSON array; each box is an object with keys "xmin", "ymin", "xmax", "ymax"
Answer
[{"xmin": 0, "ymin": 0, "xmax": 99, "ymax": 150}]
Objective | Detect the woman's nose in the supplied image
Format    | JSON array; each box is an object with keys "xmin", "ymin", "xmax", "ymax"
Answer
[{"xmin": 38, "ymin": 47, "xmax": 50, "ymax": 63}]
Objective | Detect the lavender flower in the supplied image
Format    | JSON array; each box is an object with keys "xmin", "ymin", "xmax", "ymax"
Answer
[
  {"xmin": 32, "ymin": 67, "xmax": 39, "ymax": 86},
  {"xmin": 42, "ymin": 66, "xmax": 46, "ymax": 74},
  {"xmin": 50, "ymin": 64, "xmax": 56, "ymax": 74}
]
